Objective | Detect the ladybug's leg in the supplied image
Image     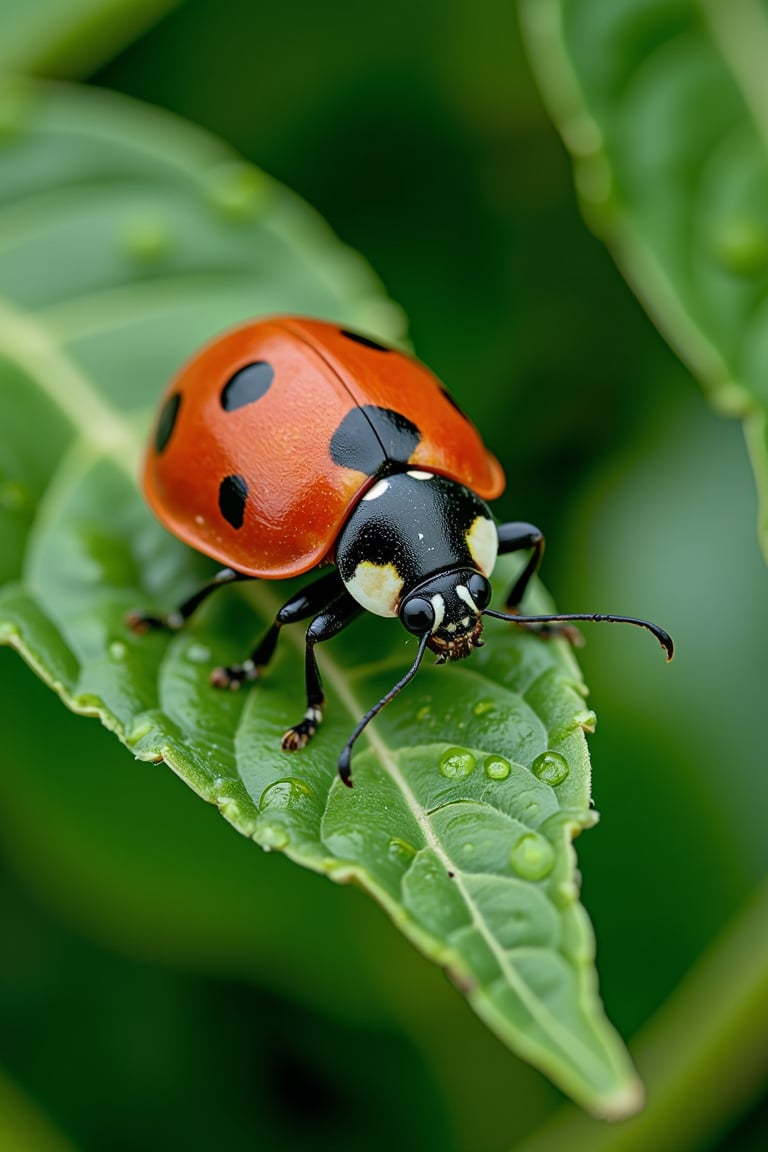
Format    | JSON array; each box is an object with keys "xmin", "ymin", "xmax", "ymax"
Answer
[
  {"xmin": 127, "ymin": 567, "xmax": 248, "ymax": 633},
  {"xmin": 497, "ymin": 522, "xmax": 544, "ymax": 609},
  {"xmin": 210, "ymin": 570, "xmax": 356, "ymax": 694},
  {"xmin": 281, "ymin": 590, "xmax": 365, "ymax": 752},
  {"xmin": 496, "ymin": 521, "xmax": 581, "ymax": 643}
]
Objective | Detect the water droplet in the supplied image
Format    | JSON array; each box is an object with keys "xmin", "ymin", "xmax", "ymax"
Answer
[
  {"xmin": 461, "ymin": 842, "xmax": 475, "ymax": 855},
  {"xmin": 439, "ymin": 747, "xmax": 477, "ymax": 779},
  {"xmin": 531, "ymin": 751, "xmax": 570, "ymax": 787},
  {"xmin": 415, "ymin": 704, "xmax": 431, "ymax": 722},
  {"xmin": 108, "ymin": 641, "xmax": 127, "ymax": 660},
  {"xmin": 553, "ymin": 879, "xmax": 579, "ymax": 908},
  {"xmin": 473, "ymin": 698, "xmax": 495, "ymax": 717},
  {"xmin": 255, "ymin": 820, "xmax": 289, "ymax": 851},
  {"xmin": 259, "ymin": 777, "xmax": 314, "ymax": 811},
  {"xmin": 120, "ymin": 216, "xmax": 173, "ymax": 263},
  {"xmin": 187, "ymin": 642, "xmax": 211, "ymax": 664},
  {"xmin": 207, "ymin": 162, "xmax": 269, "ymax": 219},
  {"xmin": 713, "ymin": 217, "xmax": 768, "ymax": 275},
  {"xmin": 388, "ymin": 837, "xmax": 416, "ymax": 864},
  {"xmin": 0, "ymin": 480, "xmax": 27, "ymax": 510},
  {"xmin": 484, "ymin": 755, "xmax": 511, "ymax": 780},
  {"xmin": 509, "ymin": 832, "xmax": 555, "ymax": 880}
]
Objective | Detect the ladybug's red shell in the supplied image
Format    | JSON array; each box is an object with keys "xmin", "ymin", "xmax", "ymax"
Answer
[{"xmin": 144, "ymin": 316, "xmax": 505, "ymax": 578}]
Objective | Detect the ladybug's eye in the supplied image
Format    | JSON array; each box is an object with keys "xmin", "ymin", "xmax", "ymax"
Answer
[
  {"xmin": 467, "ymin": 573, "xmax": 491, "ymax": 610},
  {"xmin": 401, "ymin": 597, "xmax": 435, "ymax": 634}
]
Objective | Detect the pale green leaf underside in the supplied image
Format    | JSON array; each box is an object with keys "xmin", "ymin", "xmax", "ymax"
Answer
[
  {"xmin": 0, "ymin": 79, "xmax": 640, "ymax": 1115},
  {"xmin": 521, "ymin": 0, "xmax": 768, "ymax": 563}
]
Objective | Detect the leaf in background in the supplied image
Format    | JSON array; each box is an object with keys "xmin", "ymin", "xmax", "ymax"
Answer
[
  {"xmin": 0, "ymin": 78, "xmax": 641, "ymax": 1116},
  {"xmin": 520, "ymin": 0, "xmax": 768, "ymax": 563},
  {"xmin": 0, "ymin": 1065, "xmax": 75, "ymax": 1152},
  {"xmin": 0, "ymin": 0, "xmax": 183, "ymax": 79}
]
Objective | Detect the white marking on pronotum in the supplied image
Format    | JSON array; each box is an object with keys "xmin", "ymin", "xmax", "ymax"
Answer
[
  {"xmin": 430, "ymin": 593, "xmax": 446, "ymax": 633},
  {"xmin": 466, "ymin": 516, "xmax": 498, "ymax": 576},
  {"xmin": 407, "ymin": 470, "xmax": 433, "ymax": 480},
  {"xmin": 363, "ymin": 478, "xmax": 390, "ymax": 501},
  {"xmin": 455, "ymin": 584, "xmax": 478, "ymax": 613},
  {"xmin": 346, "ymin": 561, "xmax": 403, "ymax": 617}
]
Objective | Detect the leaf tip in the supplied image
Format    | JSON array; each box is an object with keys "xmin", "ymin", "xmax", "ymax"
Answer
[{"xmin": 590, "ymin": 1075, "xmax": 645, "ymax": 1122}]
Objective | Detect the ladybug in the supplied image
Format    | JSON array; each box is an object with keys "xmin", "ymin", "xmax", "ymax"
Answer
[{"xmin": 129, "ymin": 316, "xmax": 672, "ymax": 785}]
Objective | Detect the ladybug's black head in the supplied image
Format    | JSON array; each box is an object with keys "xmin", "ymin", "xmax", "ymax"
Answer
[
  {"xmin": 335, "ymin": 471, "xmax": 498, "ymax": 632},
  {"xmin": 399, "ymin": 568, "xmax": 491, "ymax": 661}
]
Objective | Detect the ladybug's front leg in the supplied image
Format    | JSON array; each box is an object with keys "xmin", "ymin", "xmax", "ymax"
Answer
[
  {"xmin": 281, "ymin": 591, "xmax": 364, "ymax": 752},
  {"xmin": 496, "ymin": 522, "xmax": 545, "ymax": 609},
  {"xmin": 496, "ymin": 521, "xmax": 581, "ymax": 644}
]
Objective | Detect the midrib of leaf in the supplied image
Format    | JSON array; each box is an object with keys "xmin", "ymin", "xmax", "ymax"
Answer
[
  {"xmin": 260, "ymin": 607, "xmax": 606, "ymax": 1079},
  {"xmin": 1, "ymin": 297, "xmax": 611, "ymax": 1094},
  {"xmin": 39, "ymin": 275, "xmax": 260, "ymax": 343},
  {"xmin": 0, "ymin": 299, "xmax": 140, "ymax": 466}
]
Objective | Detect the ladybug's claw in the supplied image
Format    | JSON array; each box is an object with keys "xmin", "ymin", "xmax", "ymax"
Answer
[
  {"xmin": 281, "ymin": 706, "xmax": 323, "ymax": 751},
  {"xmin": 210, "ymin": 659, "xmax": 258, "ymax": 691}
]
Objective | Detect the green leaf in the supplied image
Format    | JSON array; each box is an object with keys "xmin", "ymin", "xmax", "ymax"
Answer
[
  {"xmin": 0, "ymin": 0, "xmax": 183, "ymax": 79},
  {"xmin": 520, "ymin": 0, "xmax": 768, "ymax": 563},
  {"xmin": 0, "ymin": 78, "xmax": 639, "ymax": 1117}
]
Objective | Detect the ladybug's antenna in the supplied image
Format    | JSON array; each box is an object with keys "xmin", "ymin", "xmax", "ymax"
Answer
[
  {"xmin": 482, "ymin": 609, "xmax": 674, "ymax": 660},
  {"xmin": 338, "ymin": 631, "xmax": 431, "ymax": 788}
]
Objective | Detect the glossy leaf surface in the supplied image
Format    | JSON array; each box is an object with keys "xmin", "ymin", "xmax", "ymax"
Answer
[{"xmin": 0, "ymin": 78, "xmax": 640, "ymax": 1115}]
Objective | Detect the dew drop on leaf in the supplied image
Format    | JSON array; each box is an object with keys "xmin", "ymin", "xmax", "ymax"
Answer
[
  {"xmin": 712, "ymin": 217, "xmax": 768, "ymax": 276},
  {"xmin": 119, "ymin": 215, "xmax": 173, "ymax": 263},
  {"xmin": 509, "ymin": 832, "xmax": 555, "ymax": 881},
  {"xmin": 186, "ymin": 642, "xmax": 212, "ymax": 664},
  {"xmin": 484, "ymin": 755, "xmax": 511, "ymax": 781},
  {"xmin": 438, "ymin": 747, "xmax": 477, "ymax": 779},
  {"xmin": 259, "ymin": 777, "xmax": 315, "ymax": 812},
  {"xmin": 531, "ymin": 751, "xmax": 570, "ymax": 787},
  {"xmin": 206, "ymin": 162, "xmax": 269, "ymax": 220}
]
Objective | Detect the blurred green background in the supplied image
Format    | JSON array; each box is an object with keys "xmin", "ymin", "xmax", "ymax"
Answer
[{"xmin": 2, "ymin": 1, "xmax": 767, "ymax": 1149}]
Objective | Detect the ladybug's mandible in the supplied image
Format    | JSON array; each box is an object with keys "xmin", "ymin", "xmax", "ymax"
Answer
[{"xmin": 129, "ymin": 316, "xmax": 672, "ymax": 784}]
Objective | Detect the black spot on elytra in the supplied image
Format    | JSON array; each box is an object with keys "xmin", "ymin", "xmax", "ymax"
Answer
[
  {"xmin": 220, "ymin": 361, "xmax": 274, "ymax": 411},
  {"xmin": 339, "ymin": 329, "xmax": 391, "ymax": 353},
  {"xmin": 330, "ymin": 405, "xmax": 421, "ymax": 476},
  {"xmin": 219, "ymin": 474, "xmax": 248, "ymax": 529},
  {"xmin": 155, "ymin": 392, "xmax": 181, "ymax": 454}
]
